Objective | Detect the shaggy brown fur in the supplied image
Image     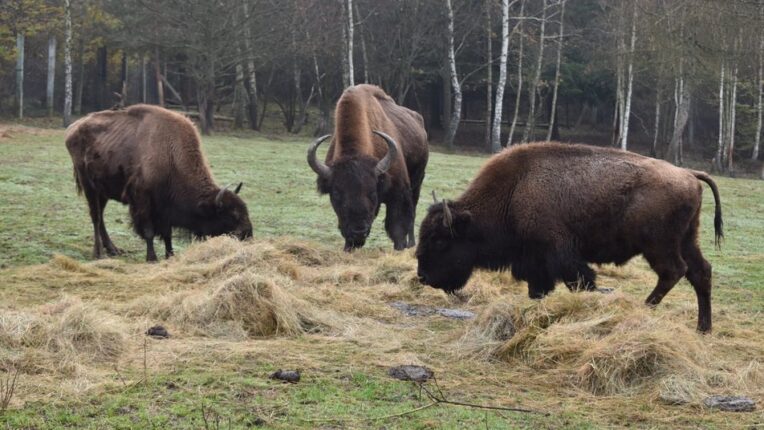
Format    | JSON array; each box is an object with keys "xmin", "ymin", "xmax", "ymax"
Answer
[
  {"xmin": 65, "ymin": 104, "xmax": 252, "ymax": 262},
  {"xmin": 309, "ymin": 85, "xmax": 428, "ymax": 251},
  {"xmin": 416, "ymin": 142, "xmax": 722, "ymax": 333}
]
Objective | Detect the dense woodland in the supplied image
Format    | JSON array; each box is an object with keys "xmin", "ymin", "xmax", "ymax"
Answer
[{"xmin": 2, "ymin": 0, "xmax": 764, "ymax": 177}]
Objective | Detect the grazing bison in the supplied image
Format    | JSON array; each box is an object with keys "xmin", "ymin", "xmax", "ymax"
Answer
[
  {"xmin": 307, "ymin": 84, "xmax": 428, "ymax": 251},
  {"xmin": 416, "ymin": 143, "xmax": 722, "ymax": 333},
  {"xmin": 65, "ymin": 104, "xmax": 253, "ymax": 262}
]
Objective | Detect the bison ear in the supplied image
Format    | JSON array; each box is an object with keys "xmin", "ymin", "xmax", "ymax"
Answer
[
  {"xmin": 452, "ymin": 210, "xmax": 473, "ymax": 237},
  {"xmin": 234, "ymin": 182, "xmax": 243, "ymax": 194},
  {"xmin": 317, "ymin": 176, "xmax": 331, "ymax": 195}
]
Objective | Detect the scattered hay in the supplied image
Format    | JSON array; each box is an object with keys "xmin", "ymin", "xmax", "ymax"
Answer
[
  {"xmin": 134, "ymin": 272, "xmax": 333, "ymax": 338},
  {"xmin": 461, "ymin": 291, "xmax": 740, "ymax": 400},
  {"xmin": 370, "ymin": 255, "xmax": 417, "ymax": 286}
]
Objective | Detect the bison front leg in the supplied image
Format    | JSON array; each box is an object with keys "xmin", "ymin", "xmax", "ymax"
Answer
[{"xmin": 384, "ymin": 191, "xmax": 415, "ymax": 251}]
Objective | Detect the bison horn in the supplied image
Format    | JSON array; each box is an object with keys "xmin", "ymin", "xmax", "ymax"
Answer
[
  {"xmin": 432, "ymin": 190, "xmax": 439, "ymax": 204},
  {"xmin": 307, "ymin": 135, "xmax": 333, "ymax": 179},
  {"xmin": 442, "ymin": 199, "xmax": 453, "ymax": 229},
  {"xmin": 215, "ymin": 184, "xmax": 232, "ymax": 207},
  {"xmin": 372, "ymin": 130, "xmax": 398, "ymax": 175}
]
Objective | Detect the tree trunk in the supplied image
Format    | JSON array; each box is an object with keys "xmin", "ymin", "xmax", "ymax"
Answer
[
  {"xmin": 714, "ymin": 60, "xmax": 725, "ymax": 172},
  {"xmin": 233, "ymin": 62, "xmax": 245, "ymax": 129},
  {"xmin": 444, "ymin": 0, "xmax": 462, "ymax": 148},
  {"xmin": 120, "ymin": 51, "xmax": 128, "ymax": 106},
  {"xmin": 507, "ymin": 0, "xmax": 525, "ymax": 147},
  {"xmin": 154, "ymin": 49, "xmax": 164, "ymax": 107},
  {"xmin": 728, "ymin": 52, "xmax": 738, "ymax": 175},
  {"xmin": 666, "ymin": 81, "xmax": 688, "ymax": 165},
  {"xmin": 354, "ymin": 2, "xmax": 369, "ymax": 83},
  {"xmin": 141, "ymin": 55, "xmax": 147, "ymax": 103},
  {"xmin": 96, "ymin": 46, "xmax": 108, "ymax": 109},
  {"xmin": 651, "ymin": 85, "xmax": 661, "ymax": 157},
  {"xmin": 620, "ymin": 1, "xmax": 637, "ymax": 150},
  {"xmin": 612, "ymin": 5, "xmax": 625, "ymax": 147},
  {"xmin": 63, "ymin": 0, "xmax": 73, "ymax": 126},
  {"xmin": 522, "ymin": 0, "xmax": 546, "ymax": 143},
  {"xmin": 242, "ymin": 0, "xmax": 259, "ymax": 130},
  {"xmin": 16, "ymin": 33, "xmax": 24, "ymax": 119},
  {"xmin": 346, "ymin": 0, "xmax": 354, "ymax": 87},
  {"xmin": 491, "ymin": 0, "xmax": 511, "ymax": 151},
  {"xmin": 47, "ymin": 35, "xmax": 57, "ymax": 117},
  {"xmin": 74, "ymin": 38, "xmax": 84, "ymax": 115},
  {"xmin": 546, "ymin": 0, "xmax": 565, "ymax": 142},
  {"xmin": 484, "ymin": 0, "xmax": 494, "ymax": 150},
  {"xmin": 754, "ymin": 12, "xmax": 763, "ymax": 161}
]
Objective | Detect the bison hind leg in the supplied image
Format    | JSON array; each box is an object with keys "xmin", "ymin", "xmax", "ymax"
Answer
[{"xmin": 682, "ymin": 233, "xmax": 713, "ymax": 333}]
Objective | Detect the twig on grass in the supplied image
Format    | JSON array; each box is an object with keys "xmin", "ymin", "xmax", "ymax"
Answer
[{"xmin": 1, "ymin": 369, "xmax": 19, "ymax": 412}]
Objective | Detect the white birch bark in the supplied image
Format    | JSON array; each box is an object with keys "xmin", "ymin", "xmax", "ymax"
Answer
[
  {"xmin": 507, "ymin": 0, "xmax": 525, "ymax": 146},
  {"xmin": 754, "ymin": 5, "xmax": 763, "ymax": 160},
  {"xmin": 485, "ymin": 0, "xmax": 494, "ymax": 150},
  {"xmin": 491, "ymin": 0, "xmax": 511, "ymax": 152},
  {"xmin": 522, "ymin": 0, "xmax": 546, "ymax": 143},
  {"xmin": 347, "ymin": 0, "xmax": 354, "ymax": 86},
  {"xmin": 47, "ymin": 35, "xmax": 57, "ymax": 117},
  {"xmin": 728, "ymin": 52, "xmax": 738, "ymax": 174},
  {"xmin": 242, "ymin": 0, "xmax": 259, "ymax": 130},
  {"xmin": 546, "ymin": 0, "xmax": 565, "ymax": 142},
  {"xmin": 620, "ymin": 1, "xmax": 637, "ymax": 150},
  {"xmin": 714, "ymin": 60, "xmax": 725, "ymax": 171},
  {"xmin": 651, "ymin": 84, "xmax": 661, "ymax": 157},
  {"xmin": 445, "ymin": 0, "xmax": 462, "ymax": 148},
  {"xmin": 63, "ymin": 0, "xmax": 73, "ymax": 127}
]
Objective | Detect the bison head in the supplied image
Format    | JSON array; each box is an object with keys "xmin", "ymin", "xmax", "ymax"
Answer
[
  {"xmin": 307, "ymin": 131, "xmax": 397, "ymax": 252},
  {"xmin": 196, "ymin": 182, "xmax": 253, "ymax": 240},
  {"xmin": 415, "ymin": 192, "xmax": 479, "ymax": 292}
]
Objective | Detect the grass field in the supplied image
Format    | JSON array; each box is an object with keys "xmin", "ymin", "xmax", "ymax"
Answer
[{"xmin": 0, "ymin": 122, "xmax": 762, "ymax": 429}]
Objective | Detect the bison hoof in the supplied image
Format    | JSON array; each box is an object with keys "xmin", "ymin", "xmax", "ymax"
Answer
[{"xmin": 106, "ymin": 247, "xmax": 124, "ymax": 257}]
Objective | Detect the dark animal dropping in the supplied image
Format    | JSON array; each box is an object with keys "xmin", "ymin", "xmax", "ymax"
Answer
[
  {"xmin": 703, "ymin": 396, "xmax": 756, "ymax": 412},
  {"xmin": 270, "ymin": 369, "xmax": 301, "ymax": 383},
  {"xmin": 388, "ymin": 365, "xmax": 434, "ymax": 382},
  {"xmin": 146, "ymin": 325, "xmax": 169, "ymax": 338}
]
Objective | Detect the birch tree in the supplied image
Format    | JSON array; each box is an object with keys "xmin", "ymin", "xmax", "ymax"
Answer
[
  {"xmin": 619, "ymin": 0, "xmax": 637, "ymax": 150},
  {"xmin": 484, "ymin": 0, "xmax": 493, "ymax": 150},
  {"xmin": 491, "ymin": 0, "xmax": 511, "ymax": 152},
  {"xmin": 507, "ymin": 0, "xmax": 525, "ymax": 146},
  {"xmin": 47, "ymin": 34, "xmax": 56, "ymax": 117},
  {"xmin": 753, "ymin": 1, "xmax": 763, "ymax": 161},
  {"xmin": 63, "ymin": 0, "xmax": 72, "ymax": 127},
  {"xmin": 546, "ymin": 0, "xmax": 565, "ymax": 142},
  {"xmin": 444, "ymin": 0, "xmax": 462, "ymax": 148},
  {"xmin": 15, "ymin": 32, "xmax": 24, "ymax": 119},
  {"xmin": 522, "ymin": 0, "xmax": 546, "ymax": 143}
]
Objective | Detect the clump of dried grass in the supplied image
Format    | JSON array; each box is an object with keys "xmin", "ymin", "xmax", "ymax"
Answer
[
  {"xmin": 0, "ymin": 298, "xmax": 126, "ymax": 375},
  {"xmin": 462, "ymin": 291, "xmax": 721, "ymax": 399},
  {"xmin": 130, "ymin": 271, "xmax": 334, "ymax": 338}
]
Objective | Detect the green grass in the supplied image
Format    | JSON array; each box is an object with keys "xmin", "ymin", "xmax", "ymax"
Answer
[{"xmin": 0, "ymin": 122, "xmax": 762, "ymax": 428}]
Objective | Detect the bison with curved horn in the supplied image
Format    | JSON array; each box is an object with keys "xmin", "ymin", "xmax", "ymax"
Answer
[
  {"xmin": 308, "ymin": 84, "xmax": 428, "ymax": 251},
  {"xmin": 416, "ymin": 143, "xmax": 723, "ymax": 333},
  {"xmin": 65, "ymin": 104, "xmax": 253, "ymax": 262}
]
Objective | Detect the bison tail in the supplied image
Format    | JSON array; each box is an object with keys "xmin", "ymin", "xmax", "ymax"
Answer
[
  {"xmin": 692, "ymin": 171, "xmax": 723, "ymax": 249},
  {"xmin": 73, "ymin": 167, "xmax": 83, "ymax": 196}
]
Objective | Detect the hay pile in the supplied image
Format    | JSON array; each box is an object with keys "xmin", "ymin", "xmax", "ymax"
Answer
[
  {"xmin": 1, "ymin": 235, "xmax": 761, "ymax": 422},
  {"xmin": 460, "ymin": 290, "xmax": 762, "ymax": 404}
]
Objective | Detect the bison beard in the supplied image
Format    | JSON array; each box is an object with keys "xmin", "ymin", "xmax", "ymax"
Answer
[
  {"xmin": 308, "ymin": 84, "xmax": 429, "ymax": 252},
  {"xmin": 65, "ymin": 104, "xmax": 253, "ymax": 262},
  {"xmin": 416, "ymin": 142, "xmax": 723, "ymax": 333}
]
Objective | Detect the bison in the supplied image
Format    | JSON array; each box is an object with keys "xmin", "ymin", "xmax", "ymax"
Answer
[
  {"xmin": 416, "ymin": 142, "xmax": 722, "ymax": 333},
  {"xmin": 65, "ymin": 104, "xmax": 253, "ymax": 262},
  {"xmin": 307, "ymin": 84, "xmax": 428, "ymax": 251}
]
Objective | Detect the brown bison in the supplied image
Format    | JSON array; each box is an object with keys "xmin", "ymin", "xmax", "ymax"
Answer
[
  {"xmin": 65, "ymin": 104, "xmax": 252, "ymax": 262},
  {"xmin": 416, "ymin": 143, "xmax": 722, "ymax": 333},
  {"xmin": 307, "ymin": 84, "xmax": 428, "ymax": 251}
]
